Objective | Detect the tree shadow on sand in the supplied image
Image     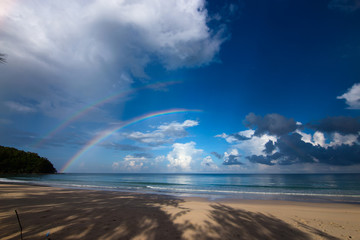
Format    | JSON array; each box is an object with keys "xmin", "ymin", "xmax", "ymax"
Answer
[
  {"xmin": 176, "ymin": 203, "xmax": 339, "ymax": 240},
  {"xmin": 0, "ymin": 185, "xmax": 341, "ymax": 240},
  {"xmin": 294, "ymin": 221, "xmax": 341, "ymax": 240},
  {"xmin": 0, "ymin": 185, "xmax": 183, "ymax": 240}
]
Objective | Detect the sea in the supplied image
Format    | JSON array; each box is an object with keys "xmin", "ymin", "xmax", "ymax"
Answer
[{"xmin": 1, "ymin": 173, "xmax": 360, "ymax": 203}]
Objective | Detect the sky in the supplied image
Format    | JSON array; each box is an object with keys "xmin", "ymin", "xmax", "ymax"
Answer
[{"xmin": 1, "ymin": 0, "xmax": 360, "ymax": 173}]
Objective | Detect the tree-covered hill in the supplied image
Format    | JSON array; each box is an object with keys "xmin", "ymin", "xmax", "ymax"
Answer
[{"xmin": 0, "ymin": 146, "xmax": 57, "ymax": 174}]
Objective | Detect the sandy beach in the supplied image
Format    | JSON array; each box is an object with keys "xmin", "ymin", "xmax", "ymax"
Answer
[{"xmin": 0, "ymin": 184, "xmax": 359, "ymax": 240}]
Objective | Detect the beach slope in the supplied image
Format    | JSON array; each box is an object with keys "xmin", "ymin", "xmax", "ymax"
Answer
[{"xmin": 0, "ymin": 184, "xmax": 359, "ymax": 240}]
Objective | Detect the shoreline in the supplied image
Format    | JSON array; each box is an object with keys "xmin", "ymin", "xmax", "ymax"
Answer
[
  {"xmin": 1, "ymin": 183, "xmax": 360, "ymax": 239},
  {"xmin": 2, "ymin": 179, "xmax": 360, "ymax": 205},
  {"xmin": 2, "ymin": 181, "xmax": 360, "ymax": 206}
]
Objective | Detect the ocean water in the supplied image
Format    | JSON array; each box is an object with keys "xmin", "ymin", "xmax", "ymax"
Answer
[{"xmin": 1, "ymin": 173, "xmax": 360, "ymax": 203}]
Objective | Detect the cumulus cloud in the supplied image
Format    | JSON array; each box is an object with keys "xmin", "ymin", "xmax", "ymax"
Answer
[
  {"xmin": 329, "ymin": 132, "xmax": 358, "ymax": 147},
  {"xmin": 296, "ymin": 130, "xmax": 313, "ymax": 144},
  {"xmin": 297, "ymin": 130, "xmax": 352, "ymax": 148},
  {"xmin": 201, "ymin": 156, "xmax": 219, "ymax": 170},
  {"xmin": 167, "ymin": 141, "xmax": 203, "ymax": 170},
  {"xmin": 0, "ymin": 0, "xmax": 227, "ymax": 118},
  {"xmin": 263, "ymin": 140, "xmax": 276, "ymax": 154},
  {"xmin": 337, "ymin": 83, "xmax": 360, "ymax": 109},
  {"xmin": 154, "ymin": 155, "xmax": 166, "ymax": 163},
  {"xmin": 112, "ymin": 154, "xmax": 149, "ymax": 171},
  {"xmin": 244, "ymin": 113, "xmax": 298, "ymax": 136},
  {"xmin": 328, "ymin": 0, "xmax": 360, "ymax": 12},
  {"xmin": 313, "ymin": 131, "xmax": 327, "ymax": 147},
  {"xmin": 125, "ymin": 120, "xmax": 198, "ymax": 146},
  {"xmin": 215, "ymin": 129, "xmax": 253, "ymax": 143},
  {"xmin": 223, "ymin": 149, "xmax": 243, "ymax": 165},
  {"xmin": 219, "ymin": 112, "xmax": 360, "ymax": 167},
  {"xmin": 234, "ymin": 133, "xmax": 277, "ymax": 156},
  {"xmin": 247, "ymin": 155, "xmax": 276, "ymax": 166},
  {"xmin": 248, "ymin": 132, "xmax": 360, "ymax": 166}
]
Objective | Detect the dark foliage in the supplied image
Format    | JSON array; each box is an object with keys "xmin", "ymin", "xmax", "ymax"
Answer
[{"xmin": 0, "ymin": 146, "xmax": 57, "ymax": 174}]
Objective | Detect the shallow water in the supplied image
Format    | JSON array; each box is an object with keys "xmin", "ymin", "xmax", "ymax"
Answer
[{"xmin": 1, "ymin": 173, "xmax": 360, "ymax": 203}]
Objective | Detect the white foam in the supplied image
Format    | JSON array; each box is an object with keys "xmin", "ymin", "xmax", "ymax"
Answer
[
  {"xmin": 0, "ymin": 178, "xmax": 28, "ymax": 183},
  {"xmin": 146, "ymin": 185, "xmax": 360, "ymax": 198}
]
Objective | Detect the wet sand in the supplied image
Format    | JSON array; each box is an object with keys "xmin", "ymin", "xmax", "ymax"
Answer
[{"xmin": 0, "ymin": 184, "xmax": 359, "ymax": 240}]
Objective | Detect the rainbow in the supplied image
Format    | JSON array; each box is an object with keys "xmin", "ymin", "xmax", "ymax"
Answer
[
  {"xmin": 33, "ymin": 81, "xmax": 180, "ymax": 148},
  {"xmin": 59, "ymin": 108, "xmax": 202, "ymax": 173}
]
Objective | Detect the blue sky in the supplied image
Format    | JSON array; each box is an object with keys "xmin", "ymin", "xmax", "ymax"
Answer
[{"xmin": 1, "ymin": 0, "xmax": 360, "ymax": 173}]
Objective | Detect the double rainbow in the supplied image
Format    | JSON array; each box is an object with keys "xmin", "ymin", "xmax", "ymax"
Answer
[
  {"xmin": 59, "ymin": 108, "xmax": 202, "ymax": 173},
  {"xmin": 33, "ymin": 81, "xmax": 180, "ymax": 148}
]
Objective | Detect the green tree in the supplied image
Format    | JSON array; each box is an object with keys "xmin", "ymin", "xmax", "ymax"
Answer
[{"xmin": 0, "ymin": 146, "xmax": 57, "ymax": 174}]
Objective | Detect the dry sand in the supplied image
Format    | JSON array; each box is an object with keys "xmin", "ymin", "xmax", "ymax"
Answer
[{"xmin": 0, "ymin": 183, "xmax": 359, "ymax": 240}]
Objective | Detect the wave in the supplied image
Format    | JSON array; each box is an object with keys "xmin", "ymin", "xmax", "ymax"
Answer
[
  {"xmin": 0, "ymin": 178, "xmax": 143, "ymax": 191},
  {"xmin": 146, "ymin": 185, "xmax": 360, "ymax": 198},
  {"xmin": 2, "ymin": 176, "xmax": 360, "ymax": 201},
  {"xmin": 209, "ymin": 183, "xmax": 339, "ymax": 190},
  {"xmin": 0, "ymin": 178, "xmax": 29, "ymax": 183}
]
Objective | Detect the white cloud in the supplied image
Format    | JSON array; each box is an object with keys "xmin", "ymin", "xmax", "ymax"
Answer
[
  {"xmin": 201, "ymin": 156, "xmax": 219, "ymax": 170},
  {"xmin": 329, "ymin": 132, "xmax": 359, "ymax": 147},
  {"xmin": 313, "ymin": 131, "xmax": 326, "ymax": 147},
  {"xmin": 223, "ymin": 148, "xmax": 243, "ymax": 165},
  {"xmin": 112, "ymin": 154, "xmax": 148, "ymax": 171},
  {"xmin": 125, "ymin": 120, "xmax": 198, "ymax": 146},
  {"xmin": 337, "ymin": 83, "xmax": 360, "ymax": 109},
  {"xmin": 296, "ymin": 130, "xmax": 313, "ymax": 144},
  {"xmin": 0, "ymin": 0, "xmax": 226, "ymax": 117},
  {"xmin": 215, "ymin": 133, "xmax": 231, "ymax": 141},
  {"xmin": 234, "ymin": 134, "xmax": 277, "ymax": 156},
  {"xmin": 238, "ymin": 129, "xmax": 255, "ymax": 138},
  {"xmin": 297, "ymin": 130, "xmax": 358, "ymax": 148},
  {"xmin": 154, "ymin": 155, "xmax": 166, "ymax": 164},
  {"xmin": 167, "ymin": 141, "xmax": 203, "ymax": 171},
  {"xmin": 298, "ymin": 130, "xmax": 327, "ymax": 147},
  {"xmin": 215, "ymin": 129, "xmax": 254, "ymax": 143}
]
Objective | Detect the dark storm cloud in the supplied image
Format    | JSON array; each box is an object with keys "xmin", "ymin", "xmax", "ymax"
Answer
[
  {"xmin": 274, "ymin": 133, "xmax": 320, "ymax": 165},
  {"xmin": 247, "ymin": 155, "xmax": 275, "ymax": 166},
  {"xmin": 223, "ymin": 154, "xmax": 243, "ymax": 165},
  {"xmin": 308, "ymin": 116, "xmax": 360, "ymax": 135},
  {"xmin": 244, "ymin": 113, "xmax": 298, "ymax": 136},
  {"xmin": 263, "ymin": 140, "xmax": 275, "ymax": 154},
  {"xmin": 211, "ymin": 151, "xmax": 223, "ymax": 159},
  {"xmin": 247, "ymin": 133, "xmax": 360, "ymax": 166}
]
